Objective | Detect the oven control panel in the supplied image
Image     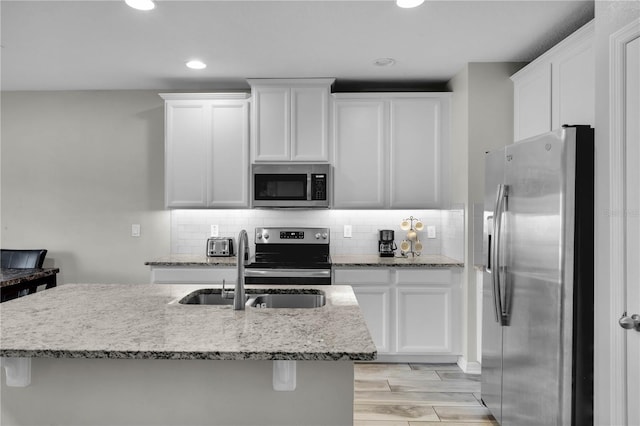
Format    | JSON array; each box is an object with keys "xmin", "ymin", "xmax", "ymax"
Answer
[
  {"xmin": 280, "ymin": 231, "xmax": 304, "ymax": 239},
  {"xmin": 255, "ymin": 227, "xmax": 329, "ymax": 244}
]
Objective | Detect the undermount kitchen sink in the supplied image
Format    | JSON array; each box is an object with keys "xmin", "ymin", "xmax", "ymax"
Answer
[
  {"xmin": 247, "ymin": 293, "xmax": 325, "ymax": 309},
  {"xmin": 178, "ymin": 289, "xmax": 249, "ymax": 305},
  {"xmin": 177, "ymin": 289, "xmax": 325, "ymax": 308}
]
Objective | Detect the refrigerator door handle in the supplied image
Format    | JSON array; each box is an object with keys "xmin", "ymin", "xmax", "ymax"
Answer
[
  {"xmin": 486, "ymin": 215, "xmax": 493, "ymax": 274},
  {"xmin": 486, "ymin": 215, "xmax": 500, "ymax": 323},
  {"xmin": 493, "ymin": 184, "xmax": 509, "ymax": 325}
]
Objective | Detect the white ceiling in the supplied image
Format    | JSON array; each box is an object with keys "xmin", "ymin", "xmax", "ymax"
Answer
[{"xmin": 0, "ymin": 0, "xmax": 594, "ymax": 91}]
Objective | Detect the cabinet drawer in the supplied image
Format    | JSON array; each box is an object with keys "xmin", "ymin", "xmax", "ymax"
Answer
[
  {"xmin": 333, "ymin": 268, "xmax": 391, "ymax": 285},
  {"xmin": 396, "ymin": 268, "xmax": 453, "ymax": 285}
]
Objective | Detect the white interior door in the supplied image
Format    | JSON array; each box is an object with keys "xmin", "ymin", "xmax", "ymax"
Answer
[
  {"xmin": 623, "ymin": 34, "xmax": 640, "ymax": 426},
  {"xmin": 609, "ymin": 20, "xmax": 640, "ymax": 426}
]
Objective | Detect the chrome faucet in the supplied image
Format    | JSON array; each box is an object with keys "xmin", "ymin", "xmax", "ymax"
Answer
[{"xmin": 222, "ymin": 229, "xmax": 249, "ymax": 310}]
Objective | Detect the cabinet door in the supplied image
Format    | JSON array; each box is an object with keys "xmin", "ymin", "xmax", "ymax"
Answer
[
  {"xmin": 513, "ymin": 63, "xmax": 552, "ymax": 141},
  {"xmin": 396, "ymin": 286, "xmax": 452, "ymax": 353},
  {"xmin": 253, "ymin": 87, "xmax": 290, "ymax": 161},
  {"xmin": 352, "ymin": 286, "xmax": 392, "ymax": 354},
  {"xmin": 208, "ymin": 101, "xmax": 249, "ymax": 208},
  {"xmin": 332, "ymin": 100, "xmax": 386, "ymax": 208},
  {"xmin": 552, "ymin": 41, "xmax": 594, "ymax": 130},
  {"xmin": 165, "ymin": 102, "xmax": 208, "ymax": 207},
  {"xmin": 291, "ymin": 87, "xmax": 329, "ymax": 161},
  {"xmin": 389, "ymin": 98, "xmax": 446, "ymax": 208}
]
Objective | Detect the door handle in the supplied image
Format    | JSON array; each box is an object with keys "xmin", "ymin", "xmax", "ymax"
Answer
[
  {"xmin": 493, "ymin": 184, "xmax": 509, "ymax": 325},
  {"xmin": 619, "ymin": 312, "xmax": 640, "ymax": 331}
]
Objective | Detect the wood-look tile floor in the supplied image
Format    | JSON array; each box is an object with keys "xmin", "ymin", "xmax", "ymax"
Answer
[{"xmin": 354, "ymin": 363, "xmax": 499, "ymax": 425}]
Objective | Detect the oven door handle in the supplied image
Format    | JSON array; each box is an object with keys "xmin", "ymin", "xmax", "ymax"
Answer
[{"xmin": 244, "ymin": 269, "xmax": 331, "ymax": 278}]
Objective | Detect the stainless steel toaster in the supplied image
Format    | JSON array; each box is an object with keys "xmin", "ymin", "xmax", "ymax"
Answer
[{"xmin": 207, "ymin": 237, "xmax": 234, "ymax": 257}]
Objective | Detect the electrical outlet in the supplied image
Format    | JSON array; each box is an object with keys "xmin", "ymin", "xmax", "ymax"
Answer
[
  {"xmin": 427, "ymin": 225, "xmax": 436, "ymax": 239},
  {"xmin": 210, "ymin": 225, "xmax": 219, "ymax": 237},
  {"xmin": 131, "ymin": 224, "xmax": 141, "ymax": 237},
  {"xmin": 344, "ymin": 225, "xmax": 352, "ymax": 238}
]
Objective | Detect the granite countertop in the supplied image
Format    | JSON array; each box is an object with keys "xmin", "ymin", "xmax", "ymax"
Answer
[
  {"xmin": 145, "ymin": 255, "xmax": 237, "ymax": 266},
  {"xmin": 146, "ymin": 254, "xmax": 463, "ymax": 268},
  {"xmin": 0, "ymin": 284, "xmax": 376, "ymax": 362},
  {"xmin": 331, "ymin": 254, "xmax": 464, "ymax": 267},
  {"xmin": 0, "ymin": 268, "xmax": 60, "ymax": 288}
]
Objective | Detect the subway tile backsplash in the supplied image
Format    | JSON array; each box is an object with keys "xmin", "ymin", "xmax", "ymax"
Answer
[{"xmin": 171, "ymin": 209, "xmax": 465, "ymax": 260}]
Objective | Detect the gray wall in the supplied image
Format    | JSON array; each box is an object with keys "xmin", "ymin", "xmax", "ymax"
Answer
[
  {"xmin": 447, "ymin": 62, "xmax": 524, "ymax": 366},
  {"xmin": 1, "ymin": 91, "xmax": 170, "ymax": 284}
]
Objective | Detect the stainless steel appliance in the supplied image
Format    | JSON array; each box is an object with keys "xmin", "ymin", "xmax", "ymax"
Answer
[
  {"xmin": 481, "ymin": 125, "xmax": 594, "ymax": 425},
  {"xmin": 378, "ymin": 229, "xmax": 396, "ymax": 257},
  {"xmin": 244, "ymin": 227, "xmax": 331, "ymax": 285},
  {"xmin": 207, "ymin": 237, "xmax": 234, "ymax": 257},
  {"xmin": 252, "ymin": 163, "xmax": 330, "ymax": 208}
]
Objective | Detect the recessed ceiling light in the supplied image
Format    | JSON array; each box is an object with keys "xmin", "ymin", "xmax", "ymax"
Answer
[
  {"xmin": 374, "ymin": 58, "xmax": 396, "ymax": 67},
  {"xmin": 186, "ymin": 60, "xmax": 207, "ymax": 70},
  {"xmin": 396, "ymin": 0, "xmax": 425, "ymax": 8},
  {"xmin": 125, "ymin": 0, "xmax": 155, "ymax": 11}
]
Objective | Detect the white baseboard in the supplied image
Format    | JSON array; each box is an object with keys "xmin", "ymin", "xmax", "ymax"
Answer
[
  {"xmin": 365, "ymin": 354, "xmax": 460, "ymax": 364},
  {"xmin": 457, "ymin": 356, "xmax": 481, "ymax": 374}
]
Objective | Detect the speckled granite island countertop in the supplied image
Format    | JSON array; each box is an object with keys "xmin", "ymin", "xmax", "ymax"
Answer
[
  {"xmin": 332, "ymin": 254, "xmax": 463, "ymax": 267},
  {"xmin": 0, "ymin": 284, "xmax": 376, "ymax": 361}
]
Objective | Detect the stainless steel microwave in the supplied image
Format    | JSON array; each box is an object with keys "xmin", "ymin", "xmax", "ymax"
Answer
[{"xmin": 251, "ymin": 163, "xmax": 331, "ymax": 208}]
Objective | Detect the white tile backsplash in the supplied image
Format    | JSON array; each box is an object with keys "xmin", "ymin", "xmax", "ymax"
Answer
[
  {"xmin": 171, "ymin": 209, "xmax": 464, "ymax": 259},
  {"xmin": 441, "ymin": 204, "xmax": 465, "ymax": 262}
]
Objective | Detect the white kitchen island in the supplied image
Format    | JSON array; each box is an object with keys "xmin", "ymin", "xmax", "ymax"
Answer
[{"xmin": 0, "ymin": 284, "xmax": 376, "ymax": 426}]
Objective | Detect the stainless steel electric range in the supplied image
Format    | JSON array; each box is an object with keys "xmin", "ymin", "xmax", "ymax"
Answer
[{"xmin": 244, "ymin": 227, "xmax": 331, "ymax": 285}]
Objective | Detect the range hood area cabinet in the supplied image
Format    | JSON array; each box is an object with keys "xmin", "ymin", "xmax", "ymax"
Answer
[
  {"xmin": 332, "ymin": 93, "xmax": 451, "ymax": 209},
  {"xmin": 248, "ymin": 78, "xmax": 334, "ymax": 162},
  {"xmin": 511, "ymin": 20, "xmax": 594, "ymax": 141},
  {"xmin": 160, "ymin": 93, "xmax": 250, "ymax": 209}
]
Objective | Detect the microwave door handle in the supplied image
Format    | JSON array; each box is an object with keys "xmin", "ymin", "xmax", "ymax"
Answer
[{"xmin": 307, "ymin": 175, "xmax": 312, "ymax": 201}]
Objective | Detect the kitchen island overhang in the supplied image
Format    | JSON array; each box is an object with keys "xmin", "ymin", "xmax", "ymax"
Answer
[{"xmin": 0, "ymin": 284, "xmax": 376, "ymax": 426}]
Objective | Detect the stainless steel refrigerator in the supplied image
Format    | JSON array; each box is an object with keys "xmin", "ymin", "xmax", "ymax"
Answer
[{"xmin": 481, "ymin": 125, "xmax": 594, "ymax": 426}]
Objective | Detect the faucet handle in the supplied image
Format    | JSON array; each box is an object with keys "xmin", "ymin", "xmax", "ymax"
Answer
[{"xmin": 221, "ymin": 279, "xmax": 233, "ymax": 299}]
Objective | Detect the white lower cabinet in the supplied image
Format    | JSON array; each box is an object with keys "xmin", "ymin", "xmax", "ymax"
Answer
[
  {"xmin": 352, "ymin": 286, "xmax": 392, "ymax": 354},
  {"xmin": 396, "ymin": 286, "xmax": 452, "ymax": 353},
  {"xmin": 150, "ymin": 267, "xmax": 236, "ymax": 285},
  {"xmin": 334, "ymin": 267, "xmax": 462, "ymax": 361}
]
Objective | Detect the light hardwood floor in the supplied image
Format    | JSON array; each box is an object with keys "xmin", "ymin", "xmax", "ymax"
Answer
[{"xmin": 354, "ymin": 363, "xmax": 499, "ymax": 425}]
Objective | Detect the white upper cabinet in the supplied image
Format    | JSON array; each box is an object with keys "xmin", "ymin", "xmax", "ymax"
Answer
[
  {"xmin": 332, "ymin": 93, "xmax": 451, "ymax": 209},
  {"xmin": 512, "ymin": 20, "xmax": 594, "ymax": 141},
  {"xmin": 389, "ymin": 98, "xmax": 448, "ymax": 208},
  {"xmin": 248, "ymin": 79, "xmax": 334, "ymax": 162},
  {"xmin": 332, "ymin": 99, "xmax": 387, "ymax": 208},
  {"xmin": 160, "ymin": 93, "xmax": 250, "ymax": 209}
]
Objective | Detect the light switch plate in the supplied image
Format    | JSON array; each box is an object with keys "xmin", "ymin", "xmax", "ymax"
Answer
[
  {"xmin": 343, "ymin": 225, "xmax": 352, "ymax": 238},
  {"xmin": 131, "ymin": 224, "xmax": 141, "ymax": 237},
  {"xmin": 211, "ymin": 225, "xmax": 219, "ymax": 237},
  {"xmin": 427, "ymin": 226, "xmax": 436, "ymax": 239}
]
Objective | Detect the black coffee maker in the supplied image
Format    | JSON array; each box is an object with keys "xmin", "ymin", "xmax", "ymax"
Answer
[{"xmin": 378, "ymin": 229, "xmax": 397, "ymax": 257}]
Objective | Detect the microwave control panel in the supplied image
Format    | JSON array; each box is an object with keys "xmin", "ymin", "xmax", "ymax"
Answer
[{"xmin": 311, "ymin": 174, "xmax": 327, "ymax": 200}]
